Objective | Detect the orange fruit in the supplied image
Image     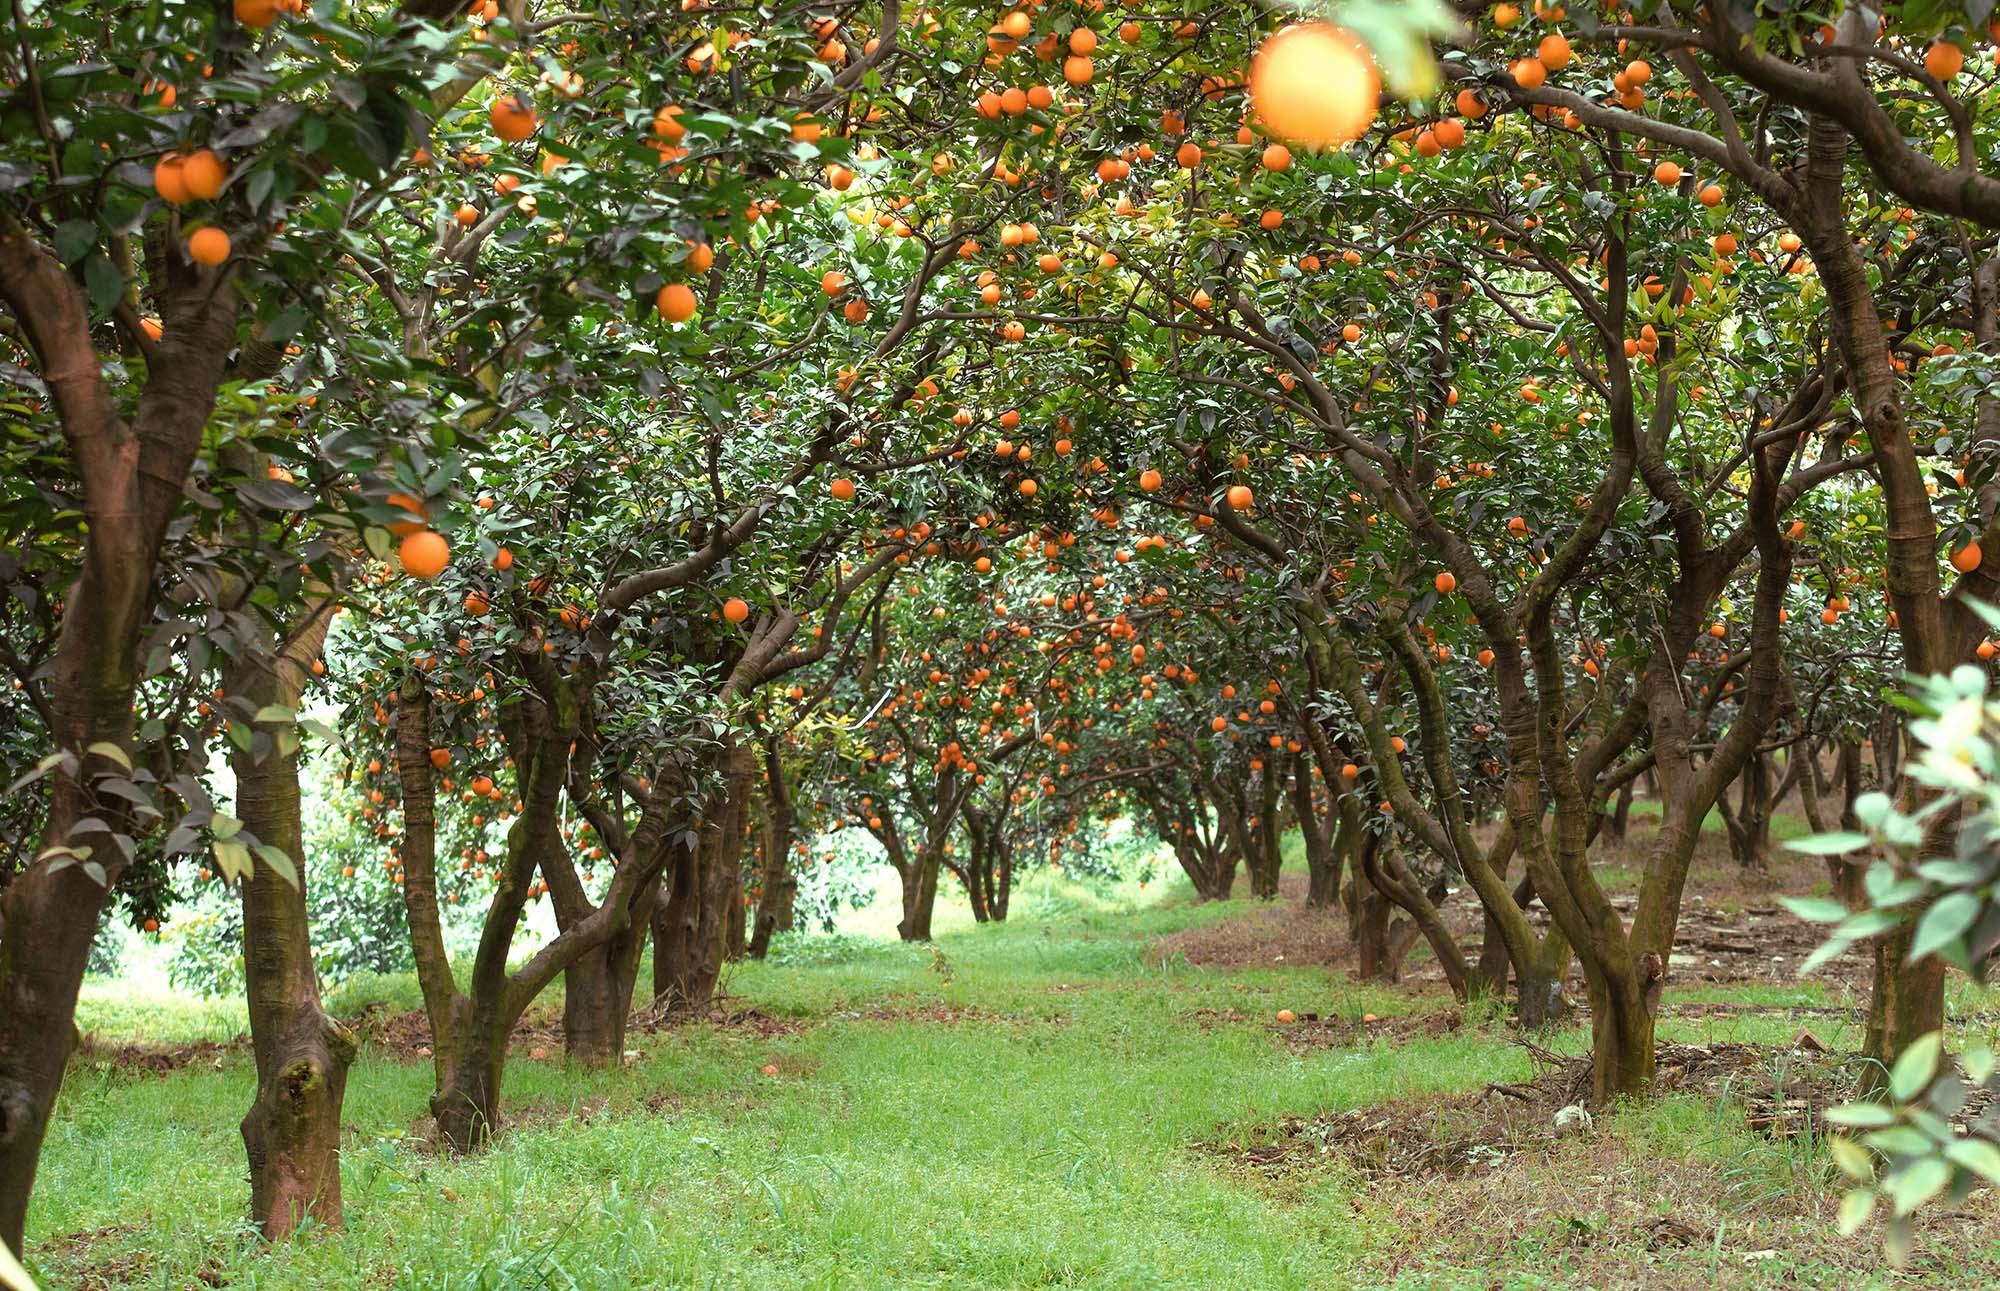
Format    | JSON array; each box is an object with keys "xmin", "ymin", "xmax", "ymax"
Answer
[
  {"xmin": 233, "ymin": 0, "xmax": 279, "ymax": 28},
  {"xmin": 1139, "ymin": 468, "xmax": 1162, "ymax": 492},
  {"xmin": 830, "ymin": 477, "xmax": 856, "ymax": 501},
  {"xmin": 656, "ymin": 283, "xmax": 698, "ymax": 323},
  {"xmin": 1063, "ymin": 55, "xmax": 1093, "ymax": 84},
  {"xmin": 1262, "ymin": 143, "xmax": 1292, "ymax": 171},
  {"xmin": 399, "ymin": 530, "xmax": 450, "ymax": 580},
  {"xmin": 384, "ymin": 493, "xmax": 432, "ymax": 539},
  {"xmin": 1538, "ymin": 33, "xmax": 1571, "ymax": 70},
  {"xmin": 186, "ymin": 226, "xmax": 231, "ymax": 266},
  {"xmin": 723, "ymin": 597, "xmax": 751, "ymax": 623},
  {"xmin": 180, "ymin": 149, "xmax": 227, "ymax": 200},
  {"xmin": 1225, "ymin": 484, "xmax": 1253, "ymax": 510},
  {"xmin": 1433, "ymin": 571, "xmax": 1456, "ymax": 594},
  {"xmin": 1248, "ymin": 24, "xmax": 1379, "ymax": 149},
  {"xmin": 490, "ymin": 94, "xmax": 538, "ymax": 143},
  {"xmin": 1653, "ymin": 160, "xmax": 1682, "ymax": 185},
  {"xmin": 1951, "ymin": 542, "xmax": 1983, "ymax": 573},
  {"xmin": 1510, "ymin": 57, "xmax": 1546, "ymax": 90},
  {"xmin": 1924, "ymin": 42, "xmax": 1964, "ymax": 81},
  {"xmin": 1175, "ymin": 141, "xmax": 1202, "ymax": 168},
  {"xmin": 152, "ymin": 154, "xmax": 191, "ymax": 205}
]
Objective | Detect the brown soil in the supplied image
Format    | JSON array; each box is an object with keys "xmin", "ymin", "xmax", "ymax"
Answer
[
  {"xmin": 1152, "ymin": 871, "xmax": 1348, "ymax": 969},
  {"xmin": 1199, "ymin": 1037, "xmax": 1859, "ymax": 1185}
]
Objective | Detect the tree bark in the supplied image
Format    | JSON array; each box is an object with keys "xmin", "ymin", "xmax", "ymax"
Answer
[
  {"xmin": 232, "ymin": 603, "xmax": 356, "ymax": 1236},
  {"xmin": 747, "ymin": 738, "xmax": 797, "ymax": 959},
  {"xmin": 653, "ymin": 738, "xmax": 750, "ymax": 1012},
  {"xmin": 0, "ymin": 217, "xmax": 241, "ymax": 1257}
]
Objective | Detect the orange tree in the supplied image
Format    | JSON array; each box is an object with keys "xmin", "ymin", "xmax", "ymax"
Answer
[
  {"xmin": 1458, "ymin": 0, "xmax": 2000, "ymax": 1076},
  {"xmin": 0, "ymin": 0, "xmax": 520, "ymax": 1248},
  {"xmin": 978, "ymin": 7, "xmax": 1951, "ymax": 1097}
]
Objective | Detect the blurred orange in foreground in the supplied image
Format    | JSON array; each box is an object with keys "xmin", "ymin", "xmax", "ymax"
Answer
[{"xmin": 1248, "ymin": 23, "xmax": 1379, "ymax": 150}]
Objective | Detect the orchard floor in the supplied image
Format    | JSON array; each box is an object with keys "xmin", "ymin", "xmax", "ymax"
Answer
[{"xmin": 31, "ymin": 839, "xmax": 2000, "ymax": 1291}]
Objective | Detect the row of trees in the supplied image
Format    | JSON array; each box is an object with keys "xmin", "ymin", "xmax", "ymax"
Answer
[{"xmin": 4, "ymin": 0, "xmax": 1998, "ymax": 1262}]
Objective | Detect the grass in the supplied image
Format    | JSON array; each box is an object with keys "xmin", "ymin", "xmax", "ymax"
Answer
[{"xmin": 30, "ymin": 865, "xmax": 2000, "ymax": 1291}]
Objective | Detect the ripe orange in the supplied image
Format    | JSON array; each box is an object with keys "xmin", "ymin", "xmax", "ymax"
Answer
[
  {"xmin": 830, "ymin": 477, "xmax": 856, "ymax": 501},
  {"xmin": 656, "ymin": 283, "xmax": 698, "ymax": 323},
  {"xmin": 180, "ymin": 149, "xmax": 227, "ymax": 200},
  {"xmin": 385, "ymin": 491, "xmax": 429, "ymax": 536},
  {"xmin": 723, "ymin": 597, "xmax": 751, "ymax": 623},
  {"xmin": 1455, "ymin": 88, "xmax": 1488, "ymax": 120},
  {"xmin": 1924, "ymin": 41, "xmax": 1964, "ymax": 81},
  {"xmin": 428, "ymin": 747, "xmax": 451, "ymax": 769},
  {"xmin": 490, "ymin": 94, "xmax": 538, "ymax": 143},
  {"xmin": 465, "ymin": 591, "xmax": 490, "ymax": 616},
  {"xmin": 1263, "ymin": 143, "xmax": 1292, "ymax": 171},
  {"xmin": 1951, "ymin": 542, "xmax": 1983, "ymax": 573},
  {"xmin": 1538, "ymin": 33, "xmax": 1572, "ymax": 70},
  {"xmin": 1063, "ymin": 55, "xmax": 1093, "ymax": 85},
  {"xmin": 1275, "ymin": 1009, "xmax": 1295, "ymax": 1024},
  {"xmin": 1225, "ymin": 484, "xmax": 1253, "ymax": 510},
  {"xmin": 1175, "ymin": 141, "xmax": 1202, "ymax": 168},
  {"xmin": 1698, "ymin": 184, "xmax": 1722, "ymax": 207},
  {"xmin": 1510, "ymin": 57, "xmax": 1546, "ymax": 90},
  {"xmin": 1653, "ymin": 160, "xmax": 1682, "ymax": 185},
  {"xmin": 1248, "ymin": 24, "xmax": 1379, "ymax": 149},
  {"xmin": 152, "ymin": 154, "xmax": 191, "ymax": 204},
  {"xmin": 234, "ymin": 0, "xmax": 279, "ymax": 28},
  {"xmin": 1139, "ymin": 468, "xmax": 1162, "ymax": 492},
  {"xmin": 186, "ymin": 226, "xmax": 231, "ymax": 266},
  {"xmin": 399, "ymin": 530, "xmax": 450, "ymax": 580},
  {"xmin": 1433, "ymin": 571, "xmax": 1456, "ymax": 594},
  {"xmin": 1340, "ymin": 762, "xmax": 1359, "ymax": 779}
]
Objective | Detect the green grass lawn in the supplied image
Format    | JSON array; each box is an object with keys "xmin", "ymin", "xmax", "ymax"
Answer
[{"xmin": 31, "ymin": 871, "xmax": 2000, "ymax": 1291}]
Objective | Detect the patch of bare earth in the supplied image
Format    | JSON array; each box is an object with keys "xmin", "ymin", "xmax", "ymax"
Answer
[
  {"xmin": 1198, "ymin": 1039, "xmax": 2000, "ymax": 1288},
  {"xmin": 1153, "ymin": 872, "xmax": 1348, "ymax": 970}
]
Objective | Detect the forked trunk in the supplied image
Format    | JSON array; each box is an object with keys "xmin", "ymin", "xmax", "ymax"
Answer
[
  {"xmin": 1586, "ymin": 971, "xmax": 1659, "ymax": 1104},
  {"xmin": 430, "ymin": 998, "xmax": 510, "ymax": 1153},
  {"xmin": 653, "ymin": 740, "xmax": 750, "ymax": 1012},
  {"xmin": 561, "ymin": 898, "xmax": 648, "ymax": 1066}
]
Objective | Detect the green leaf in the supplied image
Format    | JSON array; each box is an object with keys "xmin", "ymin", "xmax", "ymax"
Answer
[
  {"xmin": 1886, "ymin": 1157, "xmax": 1950, "ymax": 1216},
  {"xmin": 85, "ymin": 741, "xmax": 131, "ymax": 770},
  {"xmin": 1780, "ymin": 896, "xmax": 1851, "ymax": 923},
  {"xmin": 82, "ymin": 253, "xmax": 125, "ymax": 316},
  {"xmin": 1828, "ymin": 1135, "xmax": 1876, "ymax": 1181},
  {"xmin": 1889, "ymin": 1032, "xmax": 1944, "ymax": 1104},
  {"xmin": 254, "ymin": 704, "xmax": 297, "ymax": 725},
  {"xmin": 211, "ymin": 812, "xmax": 243, "ymax": 840},
  {"xmin": 1786, "ymin": 831, "xmax": 1870, "ymax": 856},
  {"xmin": 1910, "ymin": 892, "xmax": 1979, "ymax": 963},
  {"xmin": 1824, "ymin": 1103, "xmax": 1899, "ymax": 1128},
  {"xmin": 1836, "ymin": 1188, "xmax": 1875, "ymax": 1236},
  {"xmin": 1943, "ymin": 1138, "xmax": 2000, "ymax": 1182},
  {"xmin": 253, "ymin": 843, "xmax": 299, "ymax": 888},
  {"xmin": 210, "ymin": 837, "xmax": 252, "ymax": 883}
]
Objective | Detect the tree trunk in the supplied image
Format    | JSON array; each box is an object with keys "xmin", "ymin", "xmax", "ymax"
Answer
[
  {"xmin": 653, "ymin": 741, "xmax": 749, "ymax": 1012},
  {"xmin": 747, "ymin": 744, "xmax": 797, "ymax": 960},
  {"xmin": 1606, "ymin": 778, "xmax": 1635, "ymax": 841},
  {"xmin": 560, "ymin": 893, "xmax": 648, "ymax": 1065},
  {"xmin": 1294, "ymin": 770, "xmax": 1342, "ymax": 908},
  {"xmin": 232, "ymin": 609, "xmax": 355, "ymax": 1236},
  {"xmin": 1860, "ymin": 929, "xmax": 1948, "ymax": 1095},
  {"xmin": 897, "ymin": 848, "xmax": 940, "ymax": 941},
  {"xmin": 0, "ymin": 222, "xmax": 242, "ymax": 1258},
  {"xmin": 1827, "ymin": 740, "xmax": 1867, "ymax": 907},
  {"xmin": 1586, "ymin": 966, "xmax": 1661, "ymax": 1103},
  {"xmin": 429, "ymin": 997, "xmax": 510, "ymax": 1153}
]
